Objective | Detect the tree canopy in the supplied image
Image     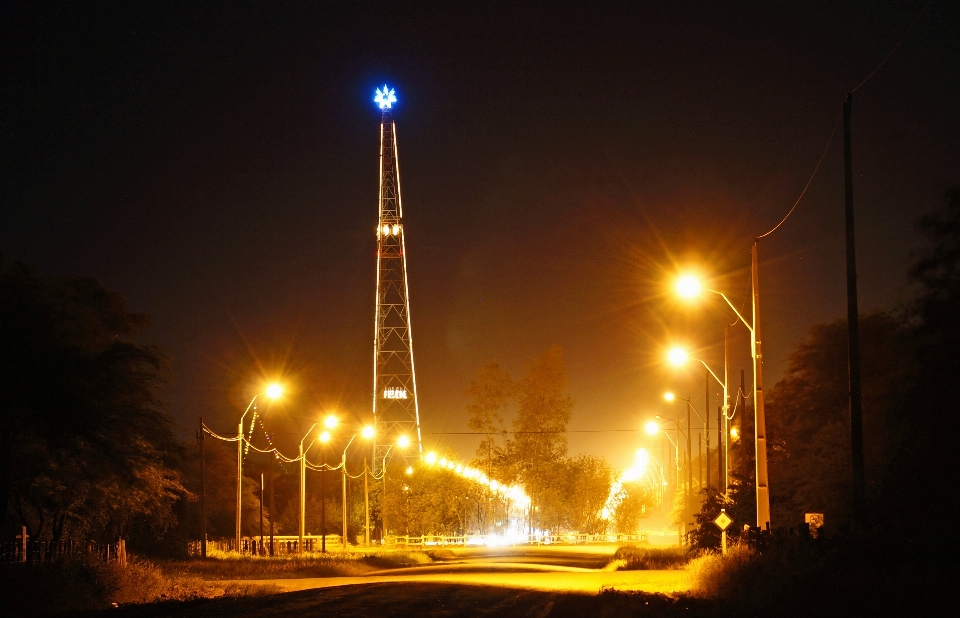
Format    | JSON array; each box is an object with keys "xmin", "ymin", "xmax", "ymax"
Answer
[{"xmin": 0, "ymin": 260, "xmax": 185, "ymax": 545}]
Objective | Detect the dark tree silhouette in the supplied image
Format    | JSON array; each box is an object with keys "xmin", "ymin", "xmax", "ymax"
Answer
[{"xmin": 0, "ymin": 260, "xmax": 185, "ymax": 543}]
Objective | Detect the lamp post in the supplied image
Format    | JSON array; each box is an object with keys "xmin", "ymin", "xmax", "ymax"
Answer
[
  {"xmin": 339, "ymin": 426, "xmax": 375, "ymax": 550},
  {"xmin": 298, "ymin": 422, "xmax": 319, "ymax": 554},
  {"xmin": 319, "ymin": 415, "xmax": 338, "ymax": 553},
  {"xmin": 663, "ymin": 393, "xmax": 707, "ymax": 508},
  {"xmin": 649, "ymin": 418, "xmax": 683, "ymax": 545},
  {"xmin": 667, "ymin": 348, "xmax": 724, "ymax": 491},
  {"xmin": 237, "ymin": 383, "xmax": 283, "ymax": 552},
  {"xmin": 675, "ymin": 272, "xmax": 770, "ymax": 528}
]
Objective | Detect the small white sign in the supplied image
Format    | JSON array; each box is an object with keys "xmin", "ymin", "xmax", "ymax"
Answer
[{"xmin": 383, "ymin": 387, "xmax": 408, "ymax": 400}]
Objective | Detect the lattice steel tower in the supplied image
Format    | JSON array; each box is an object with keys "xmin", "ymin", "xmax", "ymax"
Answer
[{"xmin": 372, "ymin": 85, "xmax": 422, "ymax": 471}]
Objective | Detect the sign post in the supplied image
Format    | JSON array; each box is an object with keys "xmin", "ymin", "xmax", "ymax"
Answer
[{"xmin": 713, "ymin": 509, "xmax": 733, "ymax": 555}]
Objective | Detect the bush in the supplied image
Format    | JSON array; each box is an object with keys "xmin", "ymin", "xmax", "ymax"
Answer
[{"xmin": 1, "ymin": 556, "xmax": 280, "ymax": 617}]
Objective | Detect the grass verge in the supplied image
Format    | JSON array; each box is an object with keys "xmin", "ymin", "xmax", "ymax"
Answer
[
  {"xmin": 607, "ymin": 545, "xmax": 689, "ymax": 570},
  {"xmin": 1, "ymin": 556, "xmax": 280, "ymax": 617}
]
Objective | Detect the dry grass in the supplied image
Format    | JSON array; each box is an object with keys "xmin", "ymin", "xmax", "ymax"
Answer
[
  {"xmin": 685, "ymin": 543, "xmax": 754, "ymax": 598},
  {"xmin": 1, "ymin": 556, "xmax": 281, "ymax": 617},
  {"xmin": 608, "ymin": 545, "xmax": 689, "ymax": 570},
  {"xmin": 167, "ymin": 548, "xmax": 434, "ymax": 580}
]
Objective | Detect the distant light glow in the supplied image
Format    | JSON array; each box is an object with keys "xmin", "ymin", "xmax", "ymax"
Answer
[
  {"xmin": 324, "ymin": 415, "xmax": 339, "ymax": 429},
  {"xmin": 645, "ymin": 421, "xmax": 660, "ymax": 436},
  {"xmin": 425, "ymin": 452, "xmax": 437, "ymax": 464},
  {"xmin": 375, "ymin": 85, "xmax": 397, "ymax": 109},
  {"xmin": 405, "ymin": 466, "xmax": 413, "ymax": 475},
  {"xmin": 265, "ymin": 383, "xmax": 284, "ymax": 399},
  {"xmin": 676, "ymin": 275, "xmax": 703, "ymax": 299},
  {"xmin": 319, "ymin": 430, "xmax": 331, "ymax": 443},
  {"xmin": 397, "ymin": 435, "xmax": 411, "ymax": 448},
  {"xmin": 730, "ymin": 426, "xmax": 740, "ymax": 441},
  {"xmin": 663, "ymin": 392, "xmax": 676, "ymax": 402},
  {"xmin": 667, "ymin": 347, "xmax": 689, "ymax": 366},
  {"xmin": 362, "ymin": 426, "xmax": 375, "ymax": 439}
]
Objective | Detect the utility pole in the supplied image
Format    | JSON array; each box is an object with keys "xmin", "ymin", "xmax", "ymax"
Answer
[
  {"xmin": 740, "ymin": 370, "xmax": 748, "ymax": 477},
  {"xmin": 752, "ymin": 241, "xmax": 771, "ymax": 530},
  {"xmin": 686, "ymin": 402, "xmax": 693, "ymax": 514},
  {"xmin": 844, "ymin": 93, "xmax": 866, "ymax": 527},
  {"xmin": 364, "ymin": 458, "xmax": 370, "ymax": 546},
  {"xmin": 321, "ymin": 447, "xmax": 327, "ymax": 553},
  {"xmin": 717, "ymin": 405, "xmax": 723, "ymax": 497},
  {"xmin": 342, "ymin": 449, "xmax": 349, "ymax": 549},
  {"xmin": 723, "ymin": 324, "xmax": 731, "ymax": 493},
  {"xmin": 259, "ymin": 473, "xmax": 264, "ymax": 555},
  {"xmin": 198, "ymin": 418, "xmax": 207, "ymax": 559},
  {"xmin": 269, "ymin": 469, "xmax": 275, "ymax": 556},
  {"xmin": 705, "ymin": 374, "xmax": 710, "ymax": 491}
]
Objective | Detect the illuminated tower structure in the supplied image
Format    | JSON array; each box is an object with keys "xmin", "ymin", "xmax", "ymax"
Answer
[{"xmin": 372, "ymin": 85, "xmax": 422, "ymax": 471}]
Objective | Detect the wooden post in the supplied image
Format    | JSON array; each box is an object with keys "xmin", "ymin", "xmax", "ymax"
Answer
[
  {"xmin": 259, "ymin": 472, "xmax": 264, "ymax": 556},
  {"xmin": 19, "ymin": 525, "xmax": 28, "ymax": 563},
  {"xmin": 199, "ymin": 417, "xmax": 207, "ymax": 558}
]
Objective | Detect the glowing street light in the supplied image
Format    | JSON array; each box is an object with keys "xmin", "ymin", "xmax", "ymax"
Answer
[
  {"xmin": 237, "ymin": 382, "xmax": 284, "ymax": 552},
  {"xmin": 375, "ymin": 85, "xmax": 397, "ymax": 109},
  {"xmin": 324, "ymin": 415, "xmax": 338, "ymax": 429},
  {"xmin": 663, "ymin": 392, "xmax": 677, "ymax": 402},
  {"xmin": 645, "ymin": 420, "xmax": 660, "ymax": 436},
  {"xmin": 425, "ymin": 451, "xmax": 437, "ymax": 464},
  {"xmin": 671, "ymin": 269, "xmax": 769, "ymax": 525},
  {"xmin": 667, "ymin": 346, "xmax": 689, "ymax": 366},
  {"xmin": 397, "ymin": 435, "xmax": 411, "ymax": 449},
  {"xmin": 362, "ymin": 425, "xmax": 375, "ymax": 439},
  {"xmin": 675, "ymin": 275, "xmax": 703, "ymax": 299}
]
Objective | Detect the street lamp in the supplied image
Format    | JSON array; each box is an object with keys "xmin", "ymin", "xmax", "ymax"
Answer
[
  {"xmin": 237, "ymin": 383, "xmax": 283, "ymax": 552},
  {"xmin": 340, "ymin": 425, "xmax": 376, "ymax": 550},
  {"xmin": 663, "ymin": 392, "xmax": 707, "ymax": 509},
  {"xmin": 673, "ymin": 271, "xmax": 770, "ymax": 529},
  {"xmin": 667, "ymin": 347, "xmax": 724, "ymax": 493},
  {"xmin": 297, "ymin": 423, "xmax": 320, "ymax": 553},
  {"xmin": 650, "ymin": 417, "xmax": 684, "ymax": 545}
]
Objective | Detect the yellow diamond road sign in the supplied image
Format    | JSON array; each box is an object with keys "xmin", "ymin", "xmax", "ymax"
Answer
[{"xmin": 714, "ymin": 510, "xmax": 733, "ymax": 531}]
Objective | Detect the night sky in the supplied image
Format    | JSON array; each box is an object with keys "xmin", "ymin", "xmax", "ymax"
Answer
[{"xmin": 3, "ymin": 1, "xmax": 958, "ymax": 470}]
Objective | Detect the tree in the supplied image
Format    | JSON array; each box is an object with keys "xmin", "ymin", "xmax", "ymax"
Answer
[
  {"xmin": 885, "ymin": 186, "xmax": 960, "ymax": 539},
  {"xmin": 507, "ymin": 345, "xmax": 574, "ymax": 531},
  {"xmin": 764, "ymin": 312, "xmax": 913, "ymax": 528},
  {"xmin": 566, "ymin": 455, "xmax": 612, "ymax": 534},
  {"xmin": 466, "ymin": 361, "xmax": 513, "ymax": 478},
  {"xmin": 0, "ymin": 260, "xmax": 186, "ymax": 544}
]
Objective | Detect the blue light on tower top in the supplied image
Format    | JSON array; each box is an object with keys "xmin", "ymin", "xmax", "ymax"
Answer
[{"xmin": 375, "ymin": 85, "xmax": 397, "ymax": 110}]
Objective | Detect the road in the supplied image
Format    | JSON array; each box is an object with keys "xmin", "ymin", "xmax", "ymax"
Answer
[
  {"xmin": 227, "ymin": 544, "xmax": 691, "ymax": 596},
  {"xmin": 83, "ymin": 545, "xmax": 698, "ymax": 618}
]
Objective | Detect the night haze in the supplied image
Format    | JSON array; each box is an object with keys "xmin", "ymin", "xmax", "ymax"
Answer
[{"xmin": 3, "ymin": 0, "xmax": 958, "ymax": 477}]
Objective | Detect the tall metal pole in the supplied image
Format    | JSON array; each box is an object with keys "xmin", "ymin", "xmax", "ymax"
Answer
[
  {"xmin": 686, "ymin": 402, "xmax": 692, "ymax": 513},
  {"xmin": 321, "ymin": 448, "xmax": 327, "ymax": 553},
  {"xmin": 844, "ymin": 93, "xmax": 866, "ymax": 526},
  {"xmin": 752, "ymin": 241, "xmax": 771, "ymax": 530},
  {"xmin": 269, "ymin": 469, "xmax": 275, "ymax": 556},
  {"xmin": 298, "ymin": 442, "xmax": 305, "ymax": 553},
  {"xmin": 723, "ymin": 325, "xmax": 730, "ymax": 493},
  {"xmin": 199, "ymin": 418, "xmax": 207, "ymax": 559},
  {"xmin": 259, "ymin": 473, "xmax": 264, "ymax": 555},
  {"xmin": 236, "ymin": 417, "xmax": 243, "ymax": 552},
  {"xmin": 364, "ymin": 458, "xmax": 370, "ymax": 546},
  {"xmin": 717, "ymin": 405, "xmax": 723, "ymax": 496},
  {"xmin": 740, "ymin": 370, "xmax": 748, "ymax": 478},
  {"xmin": 342, "ymin": 450, "xmax": 348, "ymax": 548},
  {"xmin": 705, "ymin": 376, "xmax": 710, "ymax": 491}
]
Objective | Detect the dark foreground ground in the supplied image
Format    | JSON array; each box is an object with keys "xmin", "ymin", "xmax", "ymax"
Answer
[{"xmin": 63, "ymin": 583, "xmax": 724, "ymax": 618}]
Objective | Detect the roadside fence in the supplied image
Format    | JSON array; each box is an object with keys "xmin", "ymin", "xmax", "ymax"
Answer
[{"xmin": 2, "ymin": 528, "xmax": 127, "ymax": 566}]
